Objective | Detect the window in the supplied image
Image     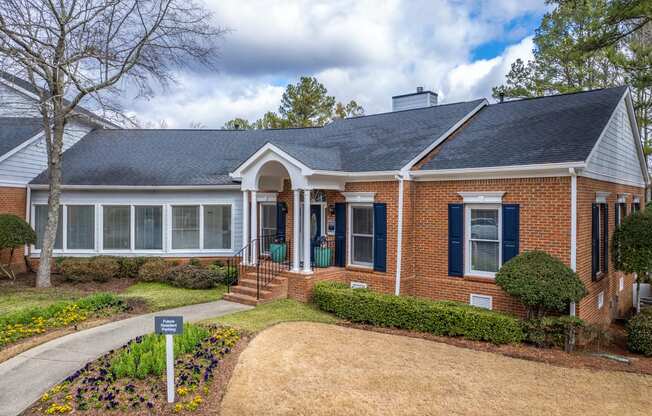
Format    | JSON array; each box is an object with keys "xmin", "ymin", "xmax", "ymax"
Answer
[
  {"xmin": 597, "ymin": 291, "xmax": 604, "ymax": 309},
  {"xmin": 592, "ymin": 203, "xmax": 608, "ymax": 279},
  {"xmin": 204, "ymin": 205, "xmax": 231, "ymax": 250},
  {"xmin": 467, "ymin": 205, "xmax": 501, "ymax": 275},
  {"xmin": 350, "ymin": 205, "xmax": 373, "ymax": 267},
  {"xmin": 171, "ymin": 206, "xmax": 200, "ymax": 249},
  {"xmin": 616, "ymin": 202, "xmax": 627, "ymax": 226},
  {"xmin": 34, "ymin": 205, "xmax": 62, "ymax": 250},
  {"xmin": 67, "ymin": 205, "xmax": 95, "ymax": 250},
  {"xmin": 259, "ymin": 203, "xmax": 277, "ymax": 252},
  {"xmin": 135, "ymin": 206, "xmax": 163, "ymax": 250},
  {"xmin": 619, "ymin": 276, "xmax": 624, "ymax": 292},
  {"xmin": 103, "ymin": 206, "xmax": 131, "ymax": 250}
]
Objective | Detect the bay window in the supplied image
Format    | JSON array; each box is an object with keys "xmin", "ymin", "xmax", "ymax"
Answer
[
  {"xmin": 204, "ymin": 205, "xmax": 231, "ymax": 250},
  {"xmin": 34, "ymin": 205, "xmax": 63, "ymax": 250},
  {"xmin": 350, "ymin": 205, "xmax": 373, "ymax": 267},
  {"xmin": 135, "ymin": 206, "xmax": 163, "ymax": 250},
  {"xmin": 466, "ymin": 205, "xmax": 501, "ymax": 275},
  {"xmin": 171, "ymin": 206, "xmax": 200, "ymax": 249},
  {"xmin": 67, "ymin": 205, "xmax": 95, "ymax": 250},
  {"xmin": 103, "ymin": 206, "xmax": 131, "ymax": 250}
]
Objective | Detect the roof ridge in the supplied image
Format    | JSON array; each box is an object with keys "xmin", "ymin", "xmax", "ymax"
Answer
[
  {"xmin": 337, "ymin": 98, "xmax": 485, "ymax": 121},
  {"xmin": 491, "ymin": 85, "xmax": 628, "ymax": 106}
]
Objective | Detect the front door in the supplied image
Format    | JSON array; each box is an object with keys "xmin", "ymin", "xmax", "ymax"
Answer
[{"xmin": 309, "ymin": 205, "xmax": 322, "ymax": 262}]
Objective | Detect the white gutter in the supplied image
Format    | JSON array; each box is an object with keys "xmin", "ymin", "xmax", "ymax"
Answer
[
  {"xmin": 24, "ymin": 186, "xmax": 31, "ymax": 257},
  {"xmin": 569, "ymin": 168, "xmax": 577, "ymax": 317},
  {"xmin": 27, "ymin": 184, "xmax": 241, "ymax": 191},
  {"xmin": 394, "ymin": 173, "xmax": 408, "ymax": 295},
  {"xmin": 411, "ymin": 162, "xmax": 586, "ymax": 180}
]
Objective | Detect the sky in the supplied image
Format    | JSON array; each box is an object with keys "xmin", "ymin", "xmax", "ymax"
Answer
[{"xmin": 122, "ymin": 0, "xmax": 550, "ymax": 128}]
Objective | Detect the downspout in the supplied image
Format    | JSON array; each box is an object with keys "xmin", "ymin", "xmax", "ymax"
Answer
[
  {"xmin": 24, "ymin": 185, "xmax": 31, "ymax": 270},
  {"xmin": 394, "ymin": 173, "xmax": 407, "ymax": 296},
  {"xmin": 570, "ymin": 168, "xmax": 577, "ymax": 317}
]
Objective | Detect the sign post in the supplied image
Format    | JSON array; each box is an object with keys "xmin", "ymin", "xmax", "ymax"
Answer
[{"xmin": 155, "ymin": 316, "xmax": 183, "ymax": 403}]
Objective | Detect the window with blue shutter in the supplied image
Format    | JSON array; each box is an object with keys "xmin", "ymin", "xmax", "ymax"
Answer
[
  {"xmin": 591, "ymin": 203, "xmax": 600, "ymax": 280},
  {"xmin": 501, "ymin": 204, "xmax": 519, "ymax": 264},
  {"xmin": 448, "ymin": 204, "xmax": 464, "ymax": 277},
  {"xmin": 276, "ymin": 202, "xmax": 286, "ymax": 241},
  {"xmin": 603, "ymin": 204, "xmax": 608, "ymax": 274},
  {"xmin": 334, "ymin": 203, "xmax": 346, "ymax": 267},
  {"xmin": 373, "ymin": 203, "xmax": 387, "ymax": 272}
]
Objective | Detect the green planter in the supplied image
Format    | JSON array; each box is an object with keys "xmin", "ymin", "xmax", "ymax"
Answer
[
  {"xmin": 270, "ymin": 243, "xmax": 287, "ymax": 263},
  {"xmin": 314, "ymin": 247, "xmax": 333, "ymax": 268}
]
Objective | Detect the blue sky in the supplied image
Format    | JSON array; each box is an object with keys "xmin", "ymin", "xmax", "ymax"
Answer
[{"xmin": 124, "ymin": 0, "xmax": 549, "ymax": 128}]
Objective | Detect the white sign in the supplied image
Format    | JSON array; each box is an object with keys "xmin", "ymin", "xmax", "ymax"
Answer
[
  {"xmin": 350, "ymin": 281, "xmax": 368, "ymax": 289},
  {"xmin": 155, "ymin": 316, "xmax": 184, "ymax": 403}
]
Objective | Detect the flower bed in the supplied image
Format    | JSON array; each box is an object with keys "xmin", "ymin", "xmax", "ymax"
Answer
[
  {"xmin": 0, "ymin": 293, "xmax": 126, "ymax": 348},
  {"xmin": 33, "ymin": 324, "xmax": 240, "ymax": 414}
]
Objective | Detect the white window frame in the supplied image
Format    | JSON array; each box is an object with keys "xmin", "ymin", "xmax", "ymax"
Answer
[
  {"xmin": 597, "ymin": 291, "xmax": 604, "ymax": 309},
  {"xmin": 465, "ymin": 203, "xmax": 502, "ymax": 278},
  {"xmin": 347, "ymin": 203, "xmax": 374, "ymax": 268},
  {"xmin": 168, "ymin": 203, "xmax": 234, "ymax": 254}
]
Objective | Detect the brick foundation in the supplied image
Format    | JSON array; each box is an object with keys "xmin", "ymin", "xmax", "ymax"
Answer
[{"xmin": 0, "ymin": 186, "xmax": 28, "ymax": 273}]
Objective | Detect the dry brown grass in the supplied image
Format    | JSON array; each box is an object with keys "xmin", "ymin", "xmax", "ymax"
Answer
[{"xmin": 221, "ymin": 322, "xmax": 652, "ymax": 416}]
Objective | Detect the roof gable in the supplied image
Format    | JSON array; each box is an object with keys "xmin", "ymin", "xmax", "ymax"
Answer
[{"xmin": 0, "ymin": 117, "xmax": 43, "ymax": 158}]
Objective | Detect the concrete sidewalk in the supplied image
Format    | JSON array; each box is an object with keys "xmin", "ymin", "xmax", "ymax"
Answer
[{"xmin": 0, "ymin": 300, "xmax": 252, "ymax": 416}]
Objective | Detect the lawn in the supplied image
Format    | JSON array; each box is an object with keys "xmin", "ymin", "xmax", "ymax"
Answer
[
  {"xmin": 221, "ymin": 322, "xmax": 652, "ymax": 416},
  {"xmin": 0, "ymin": 286, "xmax": 85, "ymax": 315},
  {"xmin": 119, "ymin": 282, "xmax": 227, "ymax": 310},
  {"xmin": 207, "ymin": 299, "xmax": 338, "ymax": 332}
]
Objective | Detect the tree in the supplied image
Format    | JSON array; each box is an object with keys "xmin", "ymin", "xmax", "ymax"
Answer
[
  {"xmin": 0, "ymin": 214, "xmax": 36, "ymax": 282},
  {"xmin": 225, "ymin": 77, "xmax": 365, "ymax": 130},
  {"xmin": 0, "ymin": 0, "xmax": 224, "ymax": 287},
  {"xmin": 495, "ymin": 251, "xmax": 587, "ymax": 319},
  {"xmin": 612, "ymin": 209, "xmax": 652, "ymax": 313}
]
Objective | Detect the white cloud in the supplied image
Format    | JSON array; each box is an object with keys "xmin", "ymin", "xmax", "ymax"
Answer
[{"xmin": 124, "ymin": 0, "xmax": 544, "ymax": 128}]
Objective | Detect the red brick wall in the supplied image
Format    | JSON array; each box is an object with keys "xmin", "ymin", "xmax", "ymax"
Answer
[
  {"xmin": 576, "ymin": 177, "xmax": 645, "ymax": 324},
  {"xmin": 0, "ymin": 186, "xmax": 28, "ymax": 272}
]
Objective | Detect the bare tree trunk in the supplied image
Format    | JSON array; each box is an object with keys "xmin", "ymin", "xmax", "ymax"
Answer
[{"xmin": 36, "ymin": 122, "xmax": 65, "ymax": 288}]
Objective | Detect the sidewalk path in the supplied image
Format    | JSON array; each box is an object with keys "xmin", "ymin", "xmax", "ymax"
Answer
[{"xmin": 0, "ymin": 300, "xmax": 251, "ymax": 416}]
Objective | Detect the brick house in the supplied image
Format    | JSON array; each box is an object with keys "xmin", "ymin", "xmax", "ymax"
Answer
[{"xmin": 1, "ymin": 72, "xmax": 648, "ymax": 324}]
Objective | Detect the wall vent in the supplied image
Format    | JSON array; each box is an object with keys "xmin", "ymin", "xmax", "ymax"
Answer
[
  {"xmin": 470, "ymin": 294, "xmax": 492, "ymax": 310},
  {"xmin": 350, "ymin": 281, "xmax": 368, "ymax": 289}
]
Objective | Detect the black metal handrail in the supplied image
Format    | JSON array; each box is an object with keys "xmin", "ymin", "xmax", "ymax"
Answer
[{"xmin": 256, "ymin": 234, "xmax": 292, "ymax": 299}]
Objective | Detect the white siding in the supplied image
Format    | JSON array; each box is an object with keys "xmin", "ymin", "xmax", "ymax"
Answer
[
  {"xmin": 29, "ymin": 189, "xmax": 244, "ymax": 257},
  {"xmin": 392, "ymin": 92, "xmax": 437, "ymax": 111},
  {"xmin": 0, "ymin": 119, "xmax": 93, "ymax": 185},
  {"xmin": 584, "ymin": 98, "xmax": 646, "ymax": 187},
  {"xmin": 0, "ymin": 82, "xmax": 40, "ymax": 116}
]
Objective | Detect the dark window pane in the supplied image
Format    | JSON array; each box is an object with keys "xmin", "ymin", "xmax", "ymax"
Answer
[
  {"xmin": 67, "ymin": 206, "xmax": 94, "ymax": 249},
  {"xmin": 103, "ymin": 206, "xmax": 130, "ymax": 250},
  {"xmin": 135, "ymin": 206, "xmax": 162, "ymax": 250},
  {"xmin": 172, "ymin": 206, "xmax": 199, "ymax": 249},
  {"xmin": 34, "ymin": 205, "xmax": 62, "ymax": 249},
  {"xmin": 204, "ymin": 205, "xmax": 231, "ymax": 249}
]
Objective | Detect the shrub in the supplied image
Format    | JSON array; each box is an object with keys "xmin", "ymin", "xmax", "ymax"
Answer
[
  {"xmin": 0, "ymin": 214, "xmax": 36, "ymax": 281},
  {"xmin": 313, "ymin": 281, "xmax": 523, "ymax": 344},
  {"xmin": 612, "ymin": 210, "xmax": 652, "ymax": 307},
  {"xmin": 495, "ymin": 251, "xmax": 586, "ymax": 319},
  {"xmin": 627, "ymin": 313, "xmax": 652, "ymax": 356},
  {"xmin": 117, "ymin": 257, "xmax": 150, "ymax": 279},
  {"xmin": 188, "ymin": 258, "xmax": 202, "ymax": 267},
  {"xmin": 138, "ymin": 259, "xmax": 170, "ymax": 282},
  {"xmin": 164, "ymin": 265, "xmax": 221, "ymax": 289},
  {"xmin": 521, "ymin": 316, "xmax": 585, "ymax": 348},
  {"xmin": 208, "ymin": 263, "xmax": 237, "ymax": 285},
  {"xmin": 59, "ymin": 256, "xmax": 120, "ymax": 283}
]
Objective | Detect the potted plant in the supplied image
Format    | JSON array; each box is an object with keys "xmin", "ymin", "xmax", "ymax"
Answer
[
  {"xmin": 270, "ymin": 236, "xmax": 287, "ymax": 263},
  {"xmin": 313, "ymin": 236, "xmax": 333, "ymax": 268}
]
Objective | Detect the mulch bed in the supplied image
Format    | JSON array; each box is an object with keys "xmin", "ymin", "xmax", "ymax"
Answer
[{"xmin": 340, "ymin": 322, "xmax": 652, "ymax": 375}]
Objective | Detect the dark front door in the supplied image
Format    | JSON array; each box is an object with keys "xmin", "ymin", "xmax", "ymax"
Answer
[{"xmin": 310, "ymin": 205, "xmax": 322, "ymax": 262}]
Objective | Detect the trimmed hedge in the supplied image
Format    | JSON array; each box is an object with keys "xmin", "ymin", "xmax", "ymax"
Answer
[
  {"xmin": 521, "ymin": 316, "xmax": 584, "ymax": 348},
  {"xmin": 627, "ymin": 313, "xmax": 652, "ymax": 356},
  {"xmin": 313, "ymin": 281, "xmax": 524, "ymax": 344},
  {"xmin": 164, "ymin": 265, "xmax": 222, "ymax": 289},
  {"xmin": 59, "ymin": 257, "xmax": 120, "ymax": 283}
]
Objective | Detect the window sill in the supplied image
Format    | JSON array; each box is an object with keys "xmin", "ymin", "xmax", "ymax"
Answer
[
  {"xmin": 462, "ymin": 274, "xmax": 496, "ymax": 283},
  {"xmin": 346, "ymin": 265, "xmax": 375, "ymax": 273},
  {"xmin": 592, "ymin": 271, "xmax": 606, "ymax": 282}
]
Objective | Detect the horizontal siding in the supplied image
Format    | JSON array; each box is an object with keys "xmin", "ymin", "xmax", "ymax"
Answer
[
  {"xmin": 0, "ymin": 119, "xmax": 93, "ymax": 185},
  {"xmin": 30, "ymin": 189, "xmax": 243, "ymax": 257},
  {"xmin": 585, "ymin": 98, "xmax": 646, "ymax": 186},
  {"xmin": 392, "ymin": 94, "xmax": 431, "ymax": 111},
  {"xmin": 0, "ymin": 83, "xmax": 40, "ymax": 116}
]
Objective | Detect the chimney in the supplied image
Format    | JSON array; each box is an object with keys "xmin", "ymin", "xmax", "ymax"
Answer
[{"xmin": 392, "ymin": 87, "xmax": 438, "ymax": 111}]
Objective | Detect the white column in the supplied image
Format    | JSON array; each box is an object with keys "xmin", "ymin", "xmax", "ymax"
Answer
[
  {"xmin": 250, "ymin": 190, "xmax": 258, "ymax": 265},
  {"xmin": 292, "ymin": 189, "xmax": 301, "ymax": 272},
  {"xmin": 242, "ymin": 190, "xmax": 249, "ymax": 264},
  {"xmin": 302, "ymin": 189, "xmax": 312, "ymax": 273}
]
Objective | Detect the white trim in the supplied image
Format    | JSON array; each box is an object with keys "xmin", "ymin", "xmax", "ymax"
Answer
[
  {"xmin": 0, "ymin": 180, "xmax": 28, "ymax": 188},
  {"xmin": 570, "ymin": 169, "xmax": 577, "ymax": 272},
  {"xmin": 256, "ymin": 192, "xmax": 277, "ymax": 203},
  {"xmin": 292, "ymin": 189, "xmax": 300, "ymax": 272},
  {"xmin": 28, "ymin": 184, "xmax": 241, "ymax": 191},
  {"xmin": 617, "ymin": 193, "xmax": 628, "ymax": 203},
  {"xmin": 311, "ymin": 170, "xmax": 399, "ymax": 179},
  {"xmin": 633, "ymin": 196, "xmax": 640, "ymax": 204},
  {"xmin": 230, "ymin": 142, "xmax": 314, "ymax": 178},
  {"xmin": 597, "ymin": 291, "xmax": 604, "ymax": 309},
  {"xmin": 595, "ymin": 191, "xmax": 611, "ymax": 204},
  {"xmin": 469, "ymin": 294, "xmax": 493, "ymax": 310},
  {"xmin": 400, "ymin": 99, "xmax": 488, "ymax": 173},
  {"xmin": 302, "ymin": 190, "xmax": 312, "ymax": 273},
  {"xmin": 412, "ymin": 162, "xmax": 586, "ymax": 181},
  {"xmin": 580, "ymin": 170, "xmax": 646, "ymax": 188},
  {"xmin": 0, "ymin": 131, "xmax": 44, "ymax": 164},
  {"xmin": 395, "ymin": 175, "xmax": 406, "ymax": 295},
  {"xmin": 341, "ymin": 192, "xmax": 375, "ymax": 203},
  {"xmin": 242, "ymin": 191, "xmax": 249, "ymax": 264},
  {"xmin": 457, "ymin": 191, "xmax": 505, "ymax": 204},
  {"xmin": 464, "ymin": 204, "xmax": 501, "ymax": 278},
  {"xmin": 348, "ymin": 203, "xmax": 374, "ymax": 269},
  {"xmin": 619, "ymin": 276, "xmax": 624, "ymax": 292}
]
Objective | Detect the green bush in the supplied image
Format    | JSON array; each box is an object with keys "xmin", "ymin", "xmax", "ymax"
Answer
[
  {"xmin": 164, "ymin": 265, "xmax": 221, "ymax": 289},
  {"xmin": 0, "ymin": 214, "xmax": 36, "ymax": 281},
  {"xmin": 188, "ymin": 258, "xmax": 202, "ymax": 267},
  {"xmin": 208, "ymin": 263, "xmax": 237, "ymax": 285},
  {"xmin": 117, "ymin": 257, "xmax": 150, "ymax": 279},
  {"xmin": 496, "ymin": 251, "xmax": 586, "ymax": 318},
  {"xmin": 627, "ymin": 313, "xmax": 652, "ymax": 356},
  {"xmin": 111, "ymin": 324, "xmax": 209, "ymax": 379},
  {"xmin": 59, "ymin": 256, "xmax": 120, "ymax": 283},
  {"xmin": 138, "ymin": 259, "xmax": 170, "ymax": 282},
  {"xmin": 521, "ymin": 316, "xmax": 585, "ymax": 348},
  {"xmin": 313, "ymin": 281, "xmax": 524, "ymax": 344}
]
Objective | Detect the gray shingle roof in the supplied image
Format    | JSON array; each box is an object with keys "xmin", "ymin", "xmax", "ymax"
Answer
[
  {"xmin": 420, "ymin": 86, "xmax": 628, "ymax": 170},
  {"xmin": 0, "ymin": 117, "xmax": 43, "ymax": 157},
  {"xmin": 31, "ymin": 99, "xmax": 484, "ymax": 186}
]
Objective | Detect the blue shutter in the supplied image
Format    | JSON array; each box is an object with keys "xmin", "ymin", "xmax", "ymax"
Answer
[
  {"xmin": 448, "ymin": 204, "xmax": 464, "ymax": 277},
  {"xmin": 334, "ymin": 203, "xmax": 346, "ymax": 267},
  {"xmin": 276, "ymin": 202, "xmax": 286, "ymax": 241},
  {"xmin": 614, "ymin": 203, "xmax": 620, "ymax": 227},
  {"xmin": 603, "ymin": 204, "xmax": 608, "ymax": 273},
  {"xmin": 502, "ymin": 204, "xmax": 519, "ymax": 264},
  {"xmin": 373, "ymin": 203, "xmax": 387, "ymax": 272},
  {"xmin": 591, "ymin": 203, "xmax": 599, "ymax": 279}
]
